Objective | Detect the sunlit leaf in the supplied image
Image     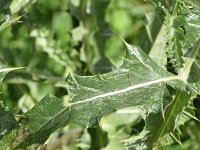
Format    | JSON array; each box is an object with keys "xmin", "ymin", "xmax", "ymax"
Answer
[{"xmin": 10, "ymin": 39, "xmax": 189, "ymax": 148}]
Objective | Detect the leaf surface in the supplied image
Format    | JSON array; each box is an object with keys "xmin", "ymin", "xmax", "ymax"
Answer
[
  {"xmin": 11, "ymin": 40, "xmax": 186, "ymax": 148},
  {"xmin": 0, "ymin": 0, "xmax": 199, "ymax": 149},
  {"xmin": 125, "ymin": 89, "xmax": 193, "ymax": 149}
]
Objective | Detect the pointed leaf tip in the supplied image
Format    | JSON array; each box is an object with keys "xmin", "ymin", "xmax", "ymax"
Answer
[
  {"xmin": 66, "ymin": 73, "xmax": 79, "ymax": 87},
  {"xmin": 0, "ymin": 67, "xmax": 25, "ymax": 83}
]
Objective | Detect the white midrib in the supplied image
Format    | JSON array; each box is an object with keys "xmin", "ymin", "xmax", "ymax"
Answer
[
  {"xmin": 0, "ymin": 68, "xmax": 15, "ymax": 73},
  {"xmin": 71, "ymin": 76, "xmax": 180, "ymax": 106}
]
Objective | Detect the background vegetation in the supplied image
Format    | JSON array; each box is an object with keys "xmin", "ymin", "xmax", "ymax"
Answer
[{"xmin": 0, "ymin": 0, "xmax": 200, "ymax": 149}]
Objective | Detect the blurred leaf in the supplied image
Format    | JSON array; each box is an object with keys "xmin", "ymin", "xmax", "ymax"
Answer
[
  {"xmin": 102, "ymin": 140, "xmax": 126, "ymax": 150},
  {"xmin": 0, "ymin": 0, "xmax": 23, "ymax": 32},
  {"xmin": 0, "ymin": 0, "xmax": 11, "ymax": 11},
  {"xmin": 78, "ymin": 130, "xmax": 91, "ymax": 150},
  {"xmin": 70, "ymin": 0, "xmax": 112, "ymax": 73},
  {"xmin": 10, "ymin": 0, "xmax": 36, "ymax": 14},
  {"xmin": 0, "ymin": 66, "xmax": 24, "ymax": 83},
  {"xmin": 100, "ymin": 108, "xmax": 141, "ymax": 135},
  {"xmin": 100, "ymin": 108, "xmax": 142, "ymax": 150},
  {"xmin": 0, "ymin": 16, "xmax": 21, "ymax": 31}
]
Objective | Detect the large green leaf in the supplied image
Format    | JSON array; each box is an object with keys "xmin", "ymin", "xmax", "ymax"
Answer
[
  {"xmin": 9, "ymin": 40, "xmax": 188, "ymax": 148},
  {"xmin": 5, "ymin": 35, "xmax": 199, "ymax": 149},
  {"xmin": 1, "ymin": 1, "xmax": 199, "ymax": 149}
]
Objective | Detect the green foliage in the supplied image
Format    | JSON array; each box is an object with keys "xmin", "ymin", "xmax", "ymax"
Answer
[
  {"xmin": 0, "ymin": 101, "xmax": 18, "ymax": 138},
  {"xmin": 0, "ymin": 0, "xmax": 200, "ymax": 149}
]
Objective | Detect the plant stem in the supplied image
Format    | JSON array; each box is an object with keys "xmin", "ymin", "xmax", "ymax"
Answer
[{"xmin": 178, "ymin": 38, "xmax": 200, "ymax": 82}]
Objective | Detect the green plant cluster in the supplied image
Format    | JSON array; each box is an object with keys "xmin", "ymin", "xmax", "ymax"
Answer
[{"xmin": 0, "ymin": 0, "xmax": 200, "ymax": 149}]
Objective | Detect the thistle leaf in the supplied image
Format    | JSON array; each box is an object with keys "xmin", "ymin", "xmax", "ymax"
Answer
[{"xmin": 10, "ymin": 41, "xmax": 187, "ymax": 148}]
